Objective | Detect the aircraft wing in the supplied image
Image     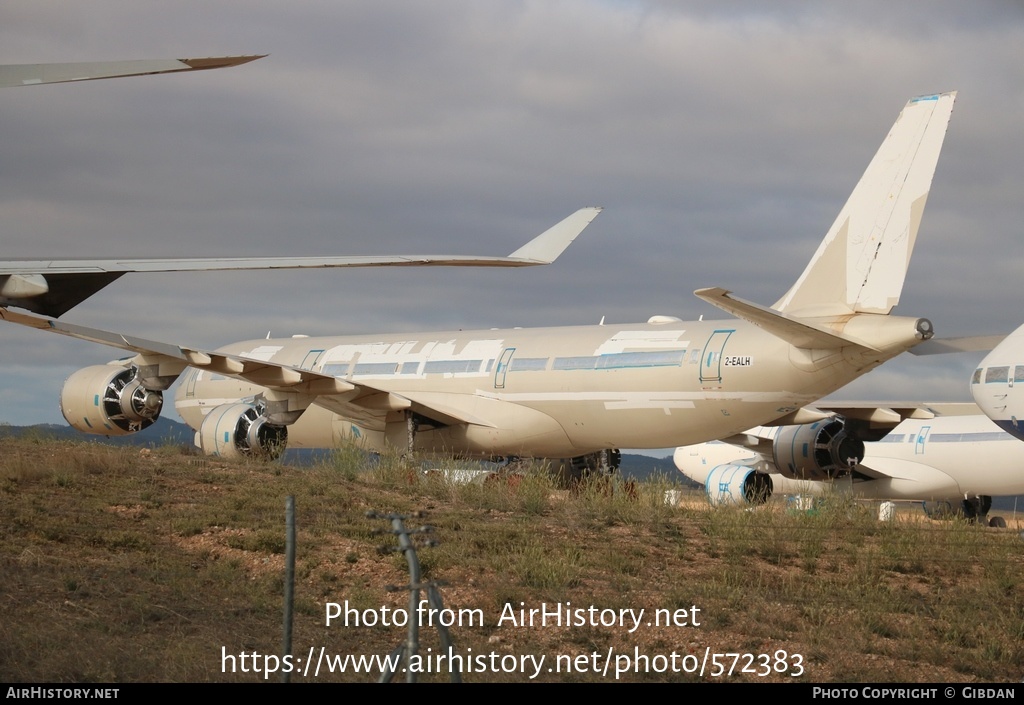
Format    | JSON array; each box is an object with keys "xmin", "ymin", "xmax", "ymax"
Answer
[
  {"xmin": 0, "ymin": 207, "xmax": 601, "ymax": 317},
  {"xmin": 722, "ymin": 401, "xmax": 985, "ymax": 455},
  {"xmin": 812, "ymin": 401, "xmax": 983, "ymax": 422},
  {"xmin": 761, "ymin": 401, "xmax": 982, "ymax": 432},
  {"xmin": 0, "ymin": 306, "xmax": 489, "ymax": 432},
  {"xmin": 0, "ymin": 56, "xmax": 264, "ymax": 88}
]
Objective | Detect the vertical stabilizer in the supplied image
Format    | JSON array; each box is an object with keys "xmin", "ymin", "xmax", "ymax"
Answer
[{"xmin": 774, "ymin": 92, "xmax": 956, "ymax": 317}]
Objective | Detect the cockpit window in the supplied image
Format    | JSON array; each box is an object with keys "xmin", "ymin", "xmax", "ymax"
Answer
[
  {"xmin": 972, "ymin": 368, "xmax": 983, "ymax": 384},
  {"xmin": 985, "ymin": 366, "xmax": 1009, "ymax": 383}
]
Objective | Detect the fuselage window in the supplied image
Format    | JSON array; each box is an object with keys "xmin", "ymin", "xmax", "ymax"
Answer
[
  {"xmin": 553, "ymin": 356, "xmax": 598, "ymax": 371},
  {"xmin": 423, "ymin": 360, "xmax": 481, "ymax": 374},
  {"xmin": 353, "ymin": 362, "xmax": 400, "ymax": 376},
  {"xmin": 510, "ymin": 357, "xmax": 548, "ymax": 372},
  {"xmin": 322, "ymin": 363, "xmax": 351, "ymax": 377}
]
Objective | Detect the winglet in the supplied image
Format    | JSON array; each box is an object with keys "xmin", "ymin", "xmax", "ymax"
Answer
[
  {"xmin": 178, "ymin": 56, "xmax": 267, "ymax": 71},
  {"xmin": 507, "ymin": 207, "xmax": 602, "ymax": 263}
]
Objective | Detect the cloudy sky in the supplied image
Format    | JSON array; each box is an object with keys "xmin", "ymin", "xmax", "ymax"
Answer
[{"xmin": 1, "ymin": 2, "xmax": 1022, "ymax": 448}]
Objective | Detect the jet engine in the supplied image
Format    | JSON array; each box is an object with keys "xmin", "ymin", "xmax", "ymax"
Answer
[
  {"xmin": 198, "ymin": 402, "xmax": 287, "ymax": 459},
  {"xmin": 60, "ymin": 364, "xmax": 163, "ymax": 435},
  {"xmin": 703, "ymin": 465, "xmax": 773, "ymax": 507},
  {"xmin": 771, "ymin": 418, "xmax": 865, "ymax": 481}
]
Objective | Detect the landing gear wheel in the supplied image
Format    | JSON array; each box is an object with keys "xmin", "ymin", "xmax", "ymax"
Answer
[
  {"xmin": 960, "ymin": 498, "xmax": 978, "ymax": 522},
  {"xmin": 554, "ymin": 449, "xmax": 622, "ymax": 489},
  {"xmin": 961, "ymin": 496, "xmax": 993, "ymax": 524}
]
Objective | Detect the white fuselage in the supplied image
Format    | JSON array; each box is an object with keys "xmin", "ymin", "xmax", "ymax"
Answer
[
  {"xmin": 971, "ymin": 323, "xmax": 1024, "ymax": 442},
  {"xmin": 175, "ymin": 313, "xmax": 925, "ymax": 458}
]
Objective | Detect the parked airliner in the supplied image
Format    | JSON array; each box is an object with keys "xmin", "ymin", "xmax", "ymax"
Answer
[{"xmin": 0, "ymin": 92, "xmax": 958, "ymax": 471}]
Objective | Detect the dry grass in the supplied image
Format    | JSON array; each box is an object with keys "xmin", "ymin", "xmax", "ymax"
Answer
[{"xmin": 1, "ymin": 437, "xmax": 1022, "ymax": 683}]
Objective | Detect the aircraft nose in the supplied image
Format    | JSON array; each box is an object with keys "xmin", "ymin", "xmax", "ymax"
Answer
[{"xmin": 673, "ymin": 446, "xmax": 704, "ymax": 481}]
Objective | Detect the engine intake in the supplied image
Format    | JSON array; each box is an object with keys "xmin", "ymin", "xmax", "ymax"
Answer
[
  {"xmin": 771, "ymin": 418, "xmax": 865, "ymax": 481},
  {"xmin": 704, "ymin": 465, "xmax": 773, "ymax": 507},
  {"xmin": 198, "ymin": 402, "xmax": 287, "ymax": 459},
  {"xmin": 61, "ymin": 364, "xmax": 163, "ymax": 435}
]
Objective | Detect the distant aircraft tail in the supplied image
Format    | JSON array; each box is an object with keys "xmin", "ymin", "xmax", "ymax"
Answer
[{"xmin": 773, "ymin": 92, "xmax": 956, "ymax": 318}]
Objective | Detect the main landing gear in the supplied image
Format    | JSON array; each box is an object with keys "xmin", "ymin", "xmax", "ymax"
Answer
[
  {"xmin": 551, "ymin": 449, "xmax": 623, "ymax": 490},
  {"xmin": 927, "ymin": 496, "xmax": 1006, "ymax": 527},
  {"xmin": 961, "ymin": 496, "xmax": 1007, "ymax": 528}
]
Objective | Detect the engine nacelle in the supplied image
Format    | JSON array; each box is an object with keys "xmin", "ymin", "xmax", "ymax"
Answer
[
  {"xmin": 703, "ymin": 465, "xmax": 773, "ymax": 507},
  {"xmin": 198, "ymin": 402, "xmax": 287, "ymax": 459},
  {"xmin": 61, "ymin": 364, "xmax": 163, "ymax": 436},
  {"xmin": 771, "ymin": 419, "xmax": 865, "ymax": 481}
]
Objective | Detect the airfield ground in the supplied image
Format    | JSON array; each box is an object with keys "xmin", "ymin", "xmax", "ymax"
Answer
[{"xmin": 1, "ymin": 436, "xmax": 1022, "ymax": 683}]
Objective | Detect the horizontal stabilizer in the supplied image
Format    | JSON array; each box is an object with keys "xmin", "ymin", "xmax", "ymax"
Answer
[
  {"xmin": 694, "ymin": 287, "xmax": 875, "ymax": 351},
  {"xmin": 910, "ymin": 334, "xmax": 1007, "ymax": 356}
]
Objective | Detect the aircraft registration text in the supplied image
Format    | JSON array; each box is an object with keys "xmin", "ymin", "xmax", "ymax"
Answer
[{"xmin": 723, "ymin": 356, "xmax": 752, "ymax": 367}]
